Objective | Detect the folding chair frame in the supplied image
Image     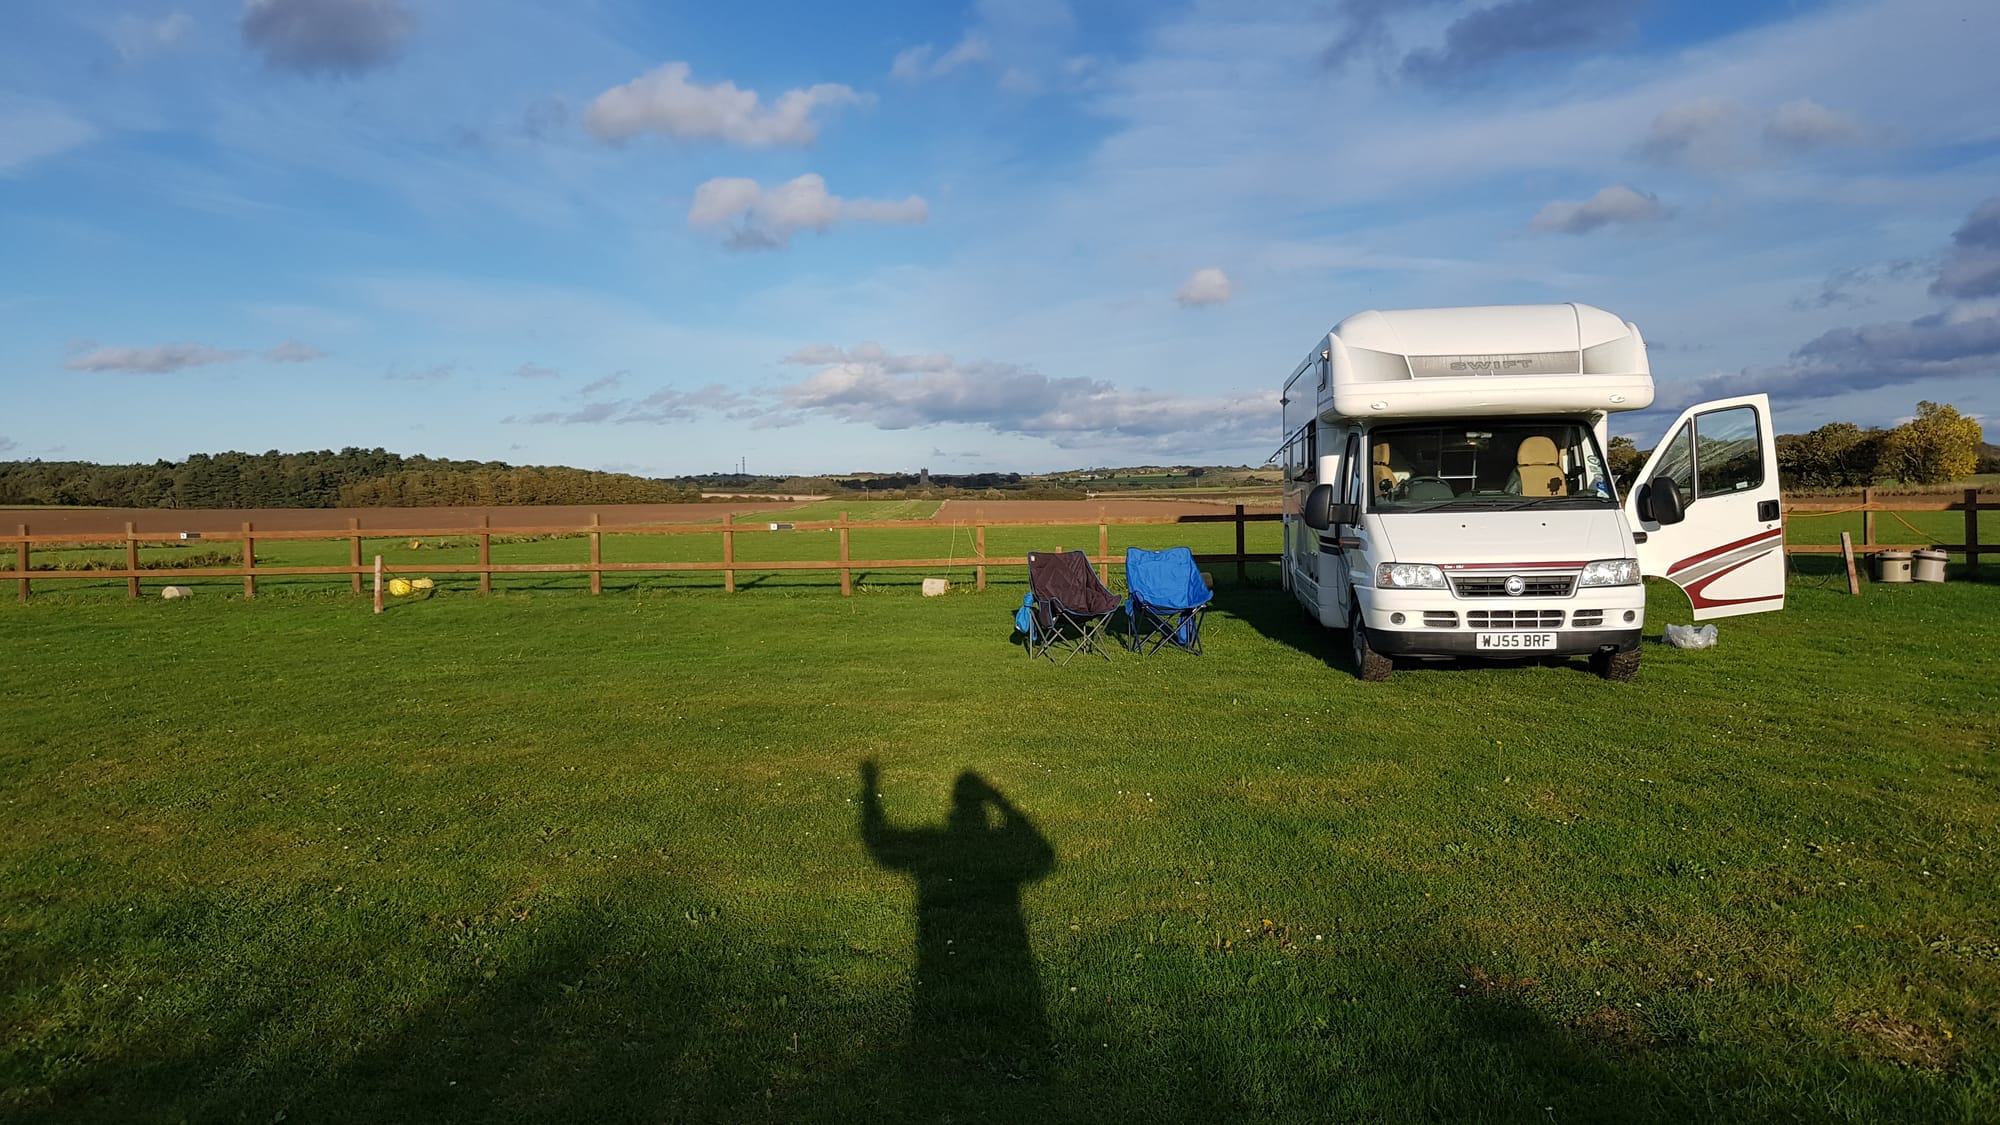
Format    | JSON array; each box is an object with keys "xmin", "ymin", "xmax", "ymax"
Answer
[
  {"xmin": 1127, "ymin": 598, "xmax": 1206, "ymax": 655},
  {"xmin": 1028, "ymin": 595, "xmax": 1117, "ymax": 664}
]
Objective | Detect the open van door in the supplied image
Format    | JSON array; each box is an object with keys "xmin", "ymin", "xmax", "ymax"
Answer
[{"xmin": 1624, "ymin": 393, "xmax": 1786, "ymax": 620}]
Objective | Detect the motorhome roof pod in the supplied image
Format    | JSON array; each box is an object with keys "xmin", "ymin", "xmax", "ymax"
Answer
[{"xmin": 1312, "ymin": 302, "xmax": 1656, "ymax": 422}]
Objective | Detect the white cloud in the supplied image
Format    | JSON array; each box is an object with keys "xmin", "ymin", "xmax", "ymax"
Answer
[
  {"xmin": 1529, "ymin": 184, "xmax": 1670, "ymax": 234},
  {"xmin": 688, "ymin": 174, "xmax": 928, "ymax": 251},
  {"xmin": 241, "ymin": 0, "xmax": 415, "ymax": 76},
  {"xmin": 265, "ymin": 340, "xmax": 324, "ymax": 362},
  {"xmin": 505, "ymin": 384, "xmax": 756, "ymax": 426},
  {"xmin": 111, "ymin": 12, "xmax": 194, "ymax": 61},
  {"xmin": 1640, "ymin": 96, "xmax": 1744, "ymax": 166},
  {"xmin": 584, "ymin": 62, "xmax": 865, "ymax": 147},
  {"xmin": 0, "ymin": 98, "xmax": 97, "ymax": 176},
  {"xmin": 512, "ymin": 362, "xmax": 560, "ymax": 380},
  {"xmin": 67, "ymin": 343, "xmax": 244, "ymax": 373},
  {"xmin": 1763, "ymin": 98, "xmax": 1867, "ymax": 152},
  {"xmin": 0, "ymin": 435, "xmax": 15, "ymax": 454},
  {"xmin": 771, "ymin": 344, "xmax": 1274, "ymax": 448},
  {"xmin": 892, "ymin": 33, "xmax": 992, "ymax": 81},
  {"xmin": 579, "ymin": 373, "xmax": 624, "ymax": 397},
  {"xmin": 1175, "ymin": 268, "xmax": 1233, "ymax": 307}
]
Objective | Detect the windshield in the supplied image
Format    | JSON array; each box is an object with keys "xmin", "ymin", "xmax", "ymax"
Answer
[{"xmin": 1365, "ymin": 419, "xmax": 1615, "ymax": 512}]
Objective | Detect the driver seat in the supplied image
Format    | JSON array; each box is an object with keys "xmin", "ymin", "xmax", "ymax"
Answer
[
  {"xmin": 1371, "ymin": 443, "xmax": 1398, "ymax": 495},
  {"xmin": 1516, "ymin": 436, "xmax": 1567, "ymax": 497}
]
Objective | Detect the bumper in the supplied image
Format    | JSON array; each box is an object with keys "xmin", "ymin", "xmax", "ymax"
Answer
[{"xmin": 1367, "ymin": 627, "xmax": 1642, "ymax": 658}]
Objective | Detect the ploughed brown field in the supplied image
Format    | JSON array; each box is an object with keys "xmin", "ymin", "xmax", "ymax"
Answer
[
  {"xmin": 931, "ymin": 498, "xmax": 1279, "ymax": 522},
  {"xmin": 4, "ymin": 497, "xmax": 1280, "ymax": 537},
  {"xmin": 0, "ymin": 503, "xmax": 776, "ymax": 537}
]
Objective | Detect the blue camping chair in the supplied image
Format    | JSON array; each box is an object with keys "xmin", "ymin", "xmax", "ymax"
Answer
[{"xmin": 1124, "ymin": 546, "xmax": 1212, "ymax": 655}]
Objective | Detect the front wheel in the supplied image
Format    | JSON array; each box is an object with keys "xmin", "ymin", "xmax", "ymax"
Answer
[
  {"xmin": 1591, "ymin": 647, "xmax": 1640, "ymax": 682},
  {"xmin": 1350, "ymin": 610, "xmax": 1393, "ymax": 682}
]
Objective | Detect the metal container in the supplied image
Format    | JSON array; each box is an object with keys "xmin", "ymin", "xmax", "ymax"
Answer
[
  {"xmin": 1912, "ymin": 548, "xmax": 1949, "ymax": 583},
  {"xmin": 1876, "ymin": 549, "xmax": 1913, "ymax": 583}
]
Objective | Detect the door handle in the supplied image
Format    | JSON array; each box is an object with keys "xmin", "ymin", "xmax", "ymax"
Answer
[{"xmin": 1757, "ymin": 500, "xmax": 1780, "ymax": 522}]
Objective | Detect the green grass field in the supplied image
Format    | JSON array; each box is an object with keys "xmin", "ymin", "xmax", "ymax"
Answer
[{"xmin": 1, "ymin": 554, "xmax": 1996, "ymax": 1122}]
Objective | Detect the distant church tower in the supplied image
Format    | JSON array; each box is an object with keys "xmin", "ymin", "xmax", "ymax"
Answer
[{"xmin": 919, "ymin": 467, "xmax": 931, "ymax": 487}]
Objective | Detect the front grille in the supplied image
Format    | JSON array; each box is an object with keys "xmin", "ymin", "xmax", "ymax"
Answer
[
  {"xmin": 1467, "ymin": 610, "xmax": 1565, "ymax": 629},
  {"xmin": 1571, "ymin": 610, "xmax": 1605, "ymax": 627},
  {"xmin": 1450, "ymin": 574, "xmax": 1577, "ymax": 598},
  {"xmin": 1422, "ymin": 611, "xmax": 1459, "ymax": 628}
]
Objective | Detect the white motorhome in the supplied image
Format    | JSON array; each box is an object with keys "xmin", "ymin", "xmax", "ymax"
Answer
[{"xmin": 1281, "ymin": 303, "xmax": 1785, "ymax": 681}]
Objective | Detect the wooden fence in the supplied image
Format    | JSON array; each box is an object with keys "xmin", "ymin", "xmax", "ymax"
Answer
[
  {"xmin": 8, "ymin": 491, "xmax": 1991, "ymax": 602},
  {"xmin": 7, "ymin": 507, "xmax": 1283, "ymax": 601},
  {"xmin": 1781, "ymin": 488, "xmax": 1992, "ymax": 577}
]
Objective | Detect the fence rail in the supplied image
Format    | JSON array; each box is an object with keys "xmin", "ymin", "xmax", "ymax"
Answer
[
  {"xmin": 1781, "ymin": 488, "xmax": 1993, "ymax": 577},
  {"xmin": 8, "ymin": 489, "xmax": 1992, "ymax": 601},
  {"xmin": 7, "ymin": 507, "xmax": 1284, "ymax": 601}
]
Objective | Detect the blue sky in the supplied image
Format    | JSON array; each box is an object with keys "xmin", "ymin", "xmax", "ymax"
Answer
[{"xmin": 3, "ymin": 0, "xmax": 1997, "ymax": 476}]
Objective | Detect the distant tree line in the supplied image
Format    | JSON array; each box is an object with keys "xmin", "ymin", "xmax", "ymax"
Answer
[
  {"xmin": 837, "ymin": 472, "xmax": 1025, "ymax": 491},
  {"xmin": 0, "ymin": 448, "xmax": 698, "ymax": 508}
]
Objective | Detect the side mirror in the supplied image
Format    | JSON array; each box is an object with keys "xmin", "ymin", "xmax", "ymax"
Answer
[
  {"xmin": 1641, "ymin": 477, "xmax": 1686, "ymax": 525},
  {"xmin": 1303, "ymin": 483, "xmax": 1336, "ymax": 530}
]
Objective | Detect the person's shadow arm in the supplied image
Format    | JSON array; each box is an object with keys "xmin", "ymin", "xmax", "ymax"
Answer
[{"xmin": 859, "ymin": 760, "xmax": 919, "ymax": 871}]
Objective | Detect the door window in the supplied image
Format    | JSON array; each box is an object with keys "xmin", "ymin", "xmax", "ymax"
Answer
[
  {"xmin": 1693, "ymin": 406, "xmax": 1762, "ymax": 497},
  {"xmin": 1650, "ymin": 422, "xmax": 1694, "ymax": 495}
]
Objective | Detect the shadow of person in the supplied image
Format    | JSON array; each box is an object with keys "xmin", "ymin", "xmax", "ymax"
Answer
[{"xmin": 859, "ymin": 761, "xmax": 1055, "ymax": 1083}]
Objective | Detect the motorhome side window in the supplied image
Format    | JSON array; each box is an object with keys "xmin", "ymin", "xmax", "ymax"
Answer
[
  {"xmin": 1366, "ymin": 419, "xmax": 1615, "ymax": 511},
  {"xmin": 1341, "ymin": 434, "xmax": 1361, "ymax": 507}
]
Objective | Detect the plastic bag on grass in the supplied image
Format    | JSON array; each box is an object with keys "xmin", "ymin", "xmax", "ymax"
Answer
[{"xmin": 1664, "ymin": 623, "xmax": 1718, "ymax": 650}]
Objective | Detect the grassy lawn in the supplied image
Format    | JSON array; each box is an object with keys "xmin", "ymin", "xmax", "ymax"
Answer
[{"xmin": 1, "ymin": 565, "xmax": 1996, "ymax": 1123}]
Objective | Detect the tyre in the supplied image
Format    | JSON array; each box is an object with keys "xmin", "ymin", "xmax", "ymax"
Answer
[
  {"xmin": 1591, "ymin": 647, "xmax": 1640, "ymax": 682},
  {"xmin": 1350, "ymin": 610, "xmax": 1393, "ymax": 682}
]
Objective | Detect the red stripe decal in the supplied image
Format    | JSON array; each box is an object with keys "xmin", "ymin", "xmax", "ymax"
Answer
[
  {"xmin": 1685, "ymin": 551, "xmax": 1781, "ymax": 607},
  {"xmin": 1669, "ymin": 528, "xmax": 1784, "ymax": 577}
]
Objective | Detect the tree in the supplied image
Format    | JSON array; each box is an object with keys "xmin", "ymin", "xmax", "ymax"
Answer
[
  {"xmin": 1606, "ymin": 436, "xmax": 1645, "ymax": 485},
  {"xmin": 1777, "ymin": 421, "xmax": 1884, "ymax": 489},
  {"xmin": 1879, "ymin": 401, "xmax": 1983, "ymax": 485}
]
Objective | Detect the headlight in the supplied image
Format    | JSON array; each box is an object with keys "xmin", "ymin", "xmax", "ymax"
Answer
[
  {"xmin": 1577, "ymin": 558, "xmax": 1641, "ymax": 587},
  {"xmin": 1377, "ymin": 562, "xmax": 1447, "ymax": 589}
]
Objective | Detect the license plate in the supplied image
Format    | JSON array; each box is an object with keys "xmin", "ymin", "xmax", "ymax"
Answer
[{"xmin": 1476, "ymin": 632, "xmax": 1558, "ymax": 650}]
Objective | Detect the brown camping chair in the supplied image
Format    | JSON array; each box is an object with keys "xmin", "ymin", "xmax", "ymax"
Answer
[{"xmin": 1024, "ymin": 550, "xmax": 1121, "ymax": 663}]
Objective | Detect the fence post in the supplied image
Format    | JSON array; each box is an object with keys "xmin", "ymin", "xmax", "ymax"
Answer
[
  {"xmin": 1839, "ymin": 531, "xmax": 1860, "ymax": 596},
  {"xmin": 722, "ymin": 512, "xmax": 736, "ymax": 593},
  {"xmin": 1098, "ymin": 507, "xmax": 1109, "ymax": 586},
  {"xmin": 1861, "ymin": 487, "xmax": 1874, "ymax": 546},
  {"xmin": 479, "ymin": 515, "xmax": 492, "ymax": 595},
  {"xmin": 126, "ymin": 522, "xmax": 140, "ymax": 600},
  {"xmin": 1968, "ymin": 486, "xmax": 1984, "ymax": 576},
  {"xmin": 589, "ymin": 512, "xmax": 602, "ymax": 595},
  {"xmin": 17, "ymin": 524, "xmax": 28, "ymax": 603},
  {"xmin": 349, "ymin": 518, "xmax": 363, "ymax": 594},
  {"xmin": 374, "ymin": 555, "xmax": 384, "ymax": 614},
  {"xmin": 1235, "ymin": 503, "xmax": 1247, "ymax": 583},
  {"xmin": 975, "ymin": 513, "xmax": 987, "ymax": 591},
  {"xmin": 839, "ymin": 512, "xmax": 852, "ymax": 596},
  {"xmin": 241, "ymin": 521, "xmax": 256, "ymax": 599}
]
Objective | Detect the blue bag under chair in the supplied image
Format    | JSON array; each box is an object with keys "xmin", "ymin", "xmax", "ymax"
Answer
[
  {"xmin": 1124, "ymin": 546, "xmax": 1212, "ymax": 654},
  {"xmin": 1013, "ymin": 593, "xmax": 1036, "ymax": 642}
]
